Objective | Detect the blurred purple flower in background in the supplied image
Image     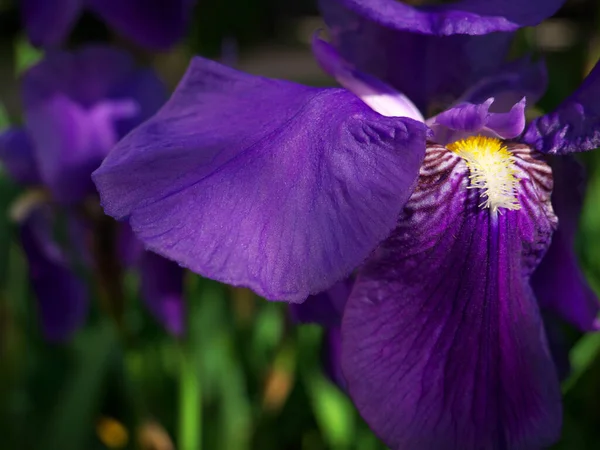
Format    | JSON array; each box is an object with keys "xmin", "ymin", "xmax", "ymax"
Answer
[
  {"xmin": 0, "ymin": 46, "xmax": 185, "ymax": 340},
  {"xmin": 20, "ymin": 0, "xmax": 197, "ymax": 50},
  {"xmin": 90, "ymin": 0, "xmax": 600, "ymax": 448}
]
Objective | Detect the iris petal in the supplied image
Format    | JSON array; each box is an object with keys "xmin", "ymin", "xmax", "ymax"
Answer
[
  {"xmin": 19, "ymin": 207, "xmax": 88, "ymax": 342},
  {"xmin": 342, "ymin": 143, "xmax": 561, "ymax": 449},
  {"xmin": 532, "ymin": 157, "xmax": 600, "ymax": 331},
  {"xmin": 93, "ymin": 57, "xmax": 428, "ymax": 302},
  {"xmin": 0, "ymin": 127, "xmax": 40, "ymax": 185},
  {"xmin": 323, "ymin": 0, "xmax": 565, "ymax": 36},
  {"xmin": 21, "ymin": 0, "xmax": 82, "ymax": 47},
  {"xmin": 523, "ymin": 60, "xmax": 600, "ymax": 154}
]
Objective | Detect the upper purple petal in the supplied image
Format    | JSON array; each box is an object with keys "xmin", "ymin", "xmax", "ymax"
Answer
[
  {"xmin": 324, "ymin": 0, "xmax": 565, "ymax": 36},
  {"xmin": 21, "ymin": 0, "xmax": 82, "ymax": 47},
  {"xmin": 93, "ymin": 57, "xmax": 429, "ymax": 302},
  {"xmin": 139, "ymin": 251, "xmax": 185, "ymax": 336},
  {"xmin": 342, "ymin": 143, "xmax": 560, "ymax": 449},
  {"xmin": 19, "ymin": 206, "xmax": 89, "ymax": 342},
  {"xmin": 522, "ymin": 60, "xmax": 600, "ymax": 154},
  {"xmin": 532, "ymin": 156, "xmax": 600, "ymax": 331},
  {"xmin": 319, "ymin": 0, "xmax": 516, "ymax": 113},
  {"xmin": 0, "ymin": 127, "xmax": 41, "ymax": 185},
  {"xmin": 87, "ymin": 0, "xmax": 196, "ymax": 50}
]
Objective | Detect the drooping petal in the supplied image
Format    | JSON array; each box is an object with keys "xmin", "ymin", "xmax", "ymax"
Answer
[
  {"xmin": 319, "ymin": 0, "xmax": 516, "ymax": 113},
  {"xmin": 522, "ymin": 60, "xmax": 600, "ymax": 154},
  {"xmin": 312, "ymin": 37, "xmax": 423, "ymax": 121},
  {"xmin": 139, "ymin": 251, "xmax": 185, "ymax": 336},
  {"xmin": 0, "ymin": 127, "xmax": 41, "ymax": 185},
  {"xmin": 342, "ymin": 143, "xmax": 560, "ymax": 449},
  {"xmin": 25, "ymin": 94, "xmax": 138, "ymax": 204},
  {"xmin": 93, "ymin": 57, "xmax": 429, "ymax": 302},
  {"xmin": 532, "ymin": 156, "xmax": 600, "ymax": 331},
  {"xmin": 88, "ymin": 0, "xmax": 196, "ymax": 50},
  {"xmin": 22, "ymin": 46, "xmax": 135, "ymax": 108},
  {"xmin": 289, "ymin": 278, "xmax": 352, "ymax": 327},
  {"xmin": 429, "ymin": 98, "xmax": 526, "ymax": 145},
  {"xmin": 323, "ymin": 0, "xmax": 565, "ymax": 36},
  {"xmin": 21, "ymin": 0, "xmax": 82, "ymax": 47},
  {"xmin": 19, "ymin": 206, "xmax": 89, "ymax": 341}
]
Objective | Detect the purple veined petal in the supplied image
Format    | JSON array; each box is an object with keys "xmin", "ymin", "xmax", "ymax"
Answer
[
  {"xmin": 342, "ymin": 142, "xmax": 560, "ymax": 449},
  {"xmin": 289, "ymin": 278, "xmax": 352, "ymax": 327},
  {"xmin": 19, "ymin": 206, "xmax": 89, "ymax": 342},
  {"xmin": 457, "ymin": 56, "xmax": 548, "ymax": 113},
  {"xmin": 532, "ymin": 156, "xmax": 600, "ymax": 331},
  {"xmin": 522, "ymin": 60, "xmax": 600, "ymax": 154},
  {"xmin": 324, "ymin": 0, "xmax": 565, "ymax": 36},
  {"xmin": 92, "ymin": 57, "xmax": 429, "ymax": 302},
  {"xmin": 429, "ymin": 97, "xmax": 526, "ymax": 145},
  {"xmin": 312, "ymin": 37, "xmax": 423, "ymax": 121},
  {"xmin": 22, "ymin": 46, "xmax": 135, "ymax": 108},
  {"xmin": 21, "ymin": 0, "xmax": 83, "ymax": 47},
  {"xmin": 319, "ymin": 0, "xmax": 515, "ymax": 114},
  {"xmin": 139, "ymin": 251, "xmax": 185, "ymax": 336},
  {"xmin": 87, "ymin": 0, "xmax": 196, "ymax": 50},
  {"xmin": 25, "ymin": 94, "xmax": 137, "ymax": 204},
  {"xmin": 0, "ymin": 127, "xmax": 41, "ymax": 185}
]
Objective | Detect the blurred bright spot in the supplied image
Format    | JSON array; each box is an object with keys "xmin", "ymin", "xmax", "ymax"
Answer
[
  {"xmin": 96, "ymin": 417, "xmax": 129, "ymax": 449},
  {"xmin": 137, "ymin": 420, "xmax": 174, "ymax": 450}
]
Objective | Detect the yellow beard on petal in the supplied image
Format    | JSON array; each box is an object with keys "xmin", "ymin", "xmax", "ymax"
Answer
[{"xmin": 447, "ymin": 135, "xmax": 521, "ymax": 213}]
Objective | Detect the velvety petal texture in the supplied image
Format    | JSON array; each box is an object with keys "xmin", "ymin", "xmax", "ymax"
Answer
[
  {"xmin": 21, "ymin": 0, "xmax": 82, "ymax": 47},
  {"xmin": 21, "ymin": 46, "xmax": 166, "ymax": 204},
  {"xmin": 532, "ymin": 156, "xmax": 600, "ymax": 331},
  {"xmin": 326, "ymin": 0, "xmax": 565, "ymax": 36},
  {"xmin": 319, "ymin": 0, "xmax": 517, "ymax": 113},
  {"xmin": 93, "ymin": 57, "xmax": 429, "ymax": 302},
  {"xmin": 343, "ymin": 143, "xmax": 560, "ymax": 449},
  {"xmin": 0, "ymin": 127, "xmax": 41, "ymax": 185},
  {"xmin": 139, "ymin": 251, "xmax": 185, "ymax": 336},
  {"xmin": 523, "ymin": 60, "xmax": 600, "ymax": 154},
  {"xmin": 19, "ymin": 206, "xmax": 89, "ymax": 341},
  {"xmin": 87, "ymin": 0, "xmax": 196, "ymax": 50}
]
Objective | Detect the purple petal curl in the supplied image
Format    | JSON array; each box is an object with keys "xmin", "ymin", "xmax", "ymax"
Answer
[
  {"xmin": 429, "ymin": 97, "xmax": 526, "ymax": 145},
  {"xmin": 19, "ymin": 206, "xmax": 89, "ymax": 342},
  {"xmin": 87, "ymin": 0, "xmax": 196, "ymax": 50},
  {"xmin": 324, "ymin": 0, "xmax": 565, "ymax": 36},
  {"xmin": 0, "ymin": 127, "xmax": 41, "ymax": 185},
  {"xmin": 319, "ymin": 0, "xmax": 516, "ymax": 114},
  {"xmin": 342, "ymin": 142, "xmax": 560, "ymax": 449},
  {"xmin": 21, "ymin": 0, "xmax": 82, "ymax": 48},
  {"xmin": 522, "ymin": 60, "xmax": 600, "ymax": 154},
  {"xmin": 93, "ymin": 57, "xmax": 429, "ymax": 302},
  {"xmin": 311, "ymin": 37, "xmax": 423, "ymax": 121},
  {"xmin": 139, "ymin": 251, "xmax": 185, "ymax": 336},
  {"xmin": 532, "ymin": 156, "xmax": 600, "ymax": 331}
]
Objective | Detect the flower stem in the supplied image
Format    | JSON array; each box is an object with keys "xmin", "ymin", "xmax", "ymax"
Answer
[{"xmin": 178, "ymin": 346, "xmax": 201, "ymax": 450}]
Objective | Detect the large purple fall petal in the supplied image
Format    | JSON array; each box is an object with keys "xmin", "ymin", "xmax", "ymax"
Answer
[
  {"xmin": 19, "ymin": 207, "xmax": 88, "ymax": 342},
  {"xmin": 343, "ymin": 143, "xmax": 560, "ymax": 449},
  {"xmin": 88, "ymin": 0, "xmax": 196, "ymax": 50},
  {"xmin": 139, "ymin": 251, "xmax": 185, "ymax": 336},
  {"xmin": 532, "ymin": 156, "xmax": 600, "ymax": 331},
  {"xmin": 319, "ymin": 0, "xmax": 516, "ymax": 113},
  {"xmin": 0, "ymin": 127, "xmax": 41, "ymax": 185},
  {"xmin": 21, "ymin": 0, "xmax": 82, "ymax": 47},
  {"xmin": 325, "ymin": 0, "xmax": 565, "ymax": 36},
  {"xmin": 93, "ymin": 57, "xmax": 429, "ymax": 302},
  {"xmin": 523, "ymin": 61, "xmax": 600, "ymax": 154}
]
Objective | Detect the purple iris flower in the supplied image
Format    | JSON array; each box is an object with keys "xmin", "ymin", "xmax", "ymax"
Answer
[
  {"xmin": 0, "ymin": 46, "xmax": 185, "ymax": 339},
  {"xmin": 91, "ymin": 2, "xmax": 600, "ymax": 448},
  {"xmin": 21, "ymin": 0, "xmax": 196, "ymax": 49}
]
